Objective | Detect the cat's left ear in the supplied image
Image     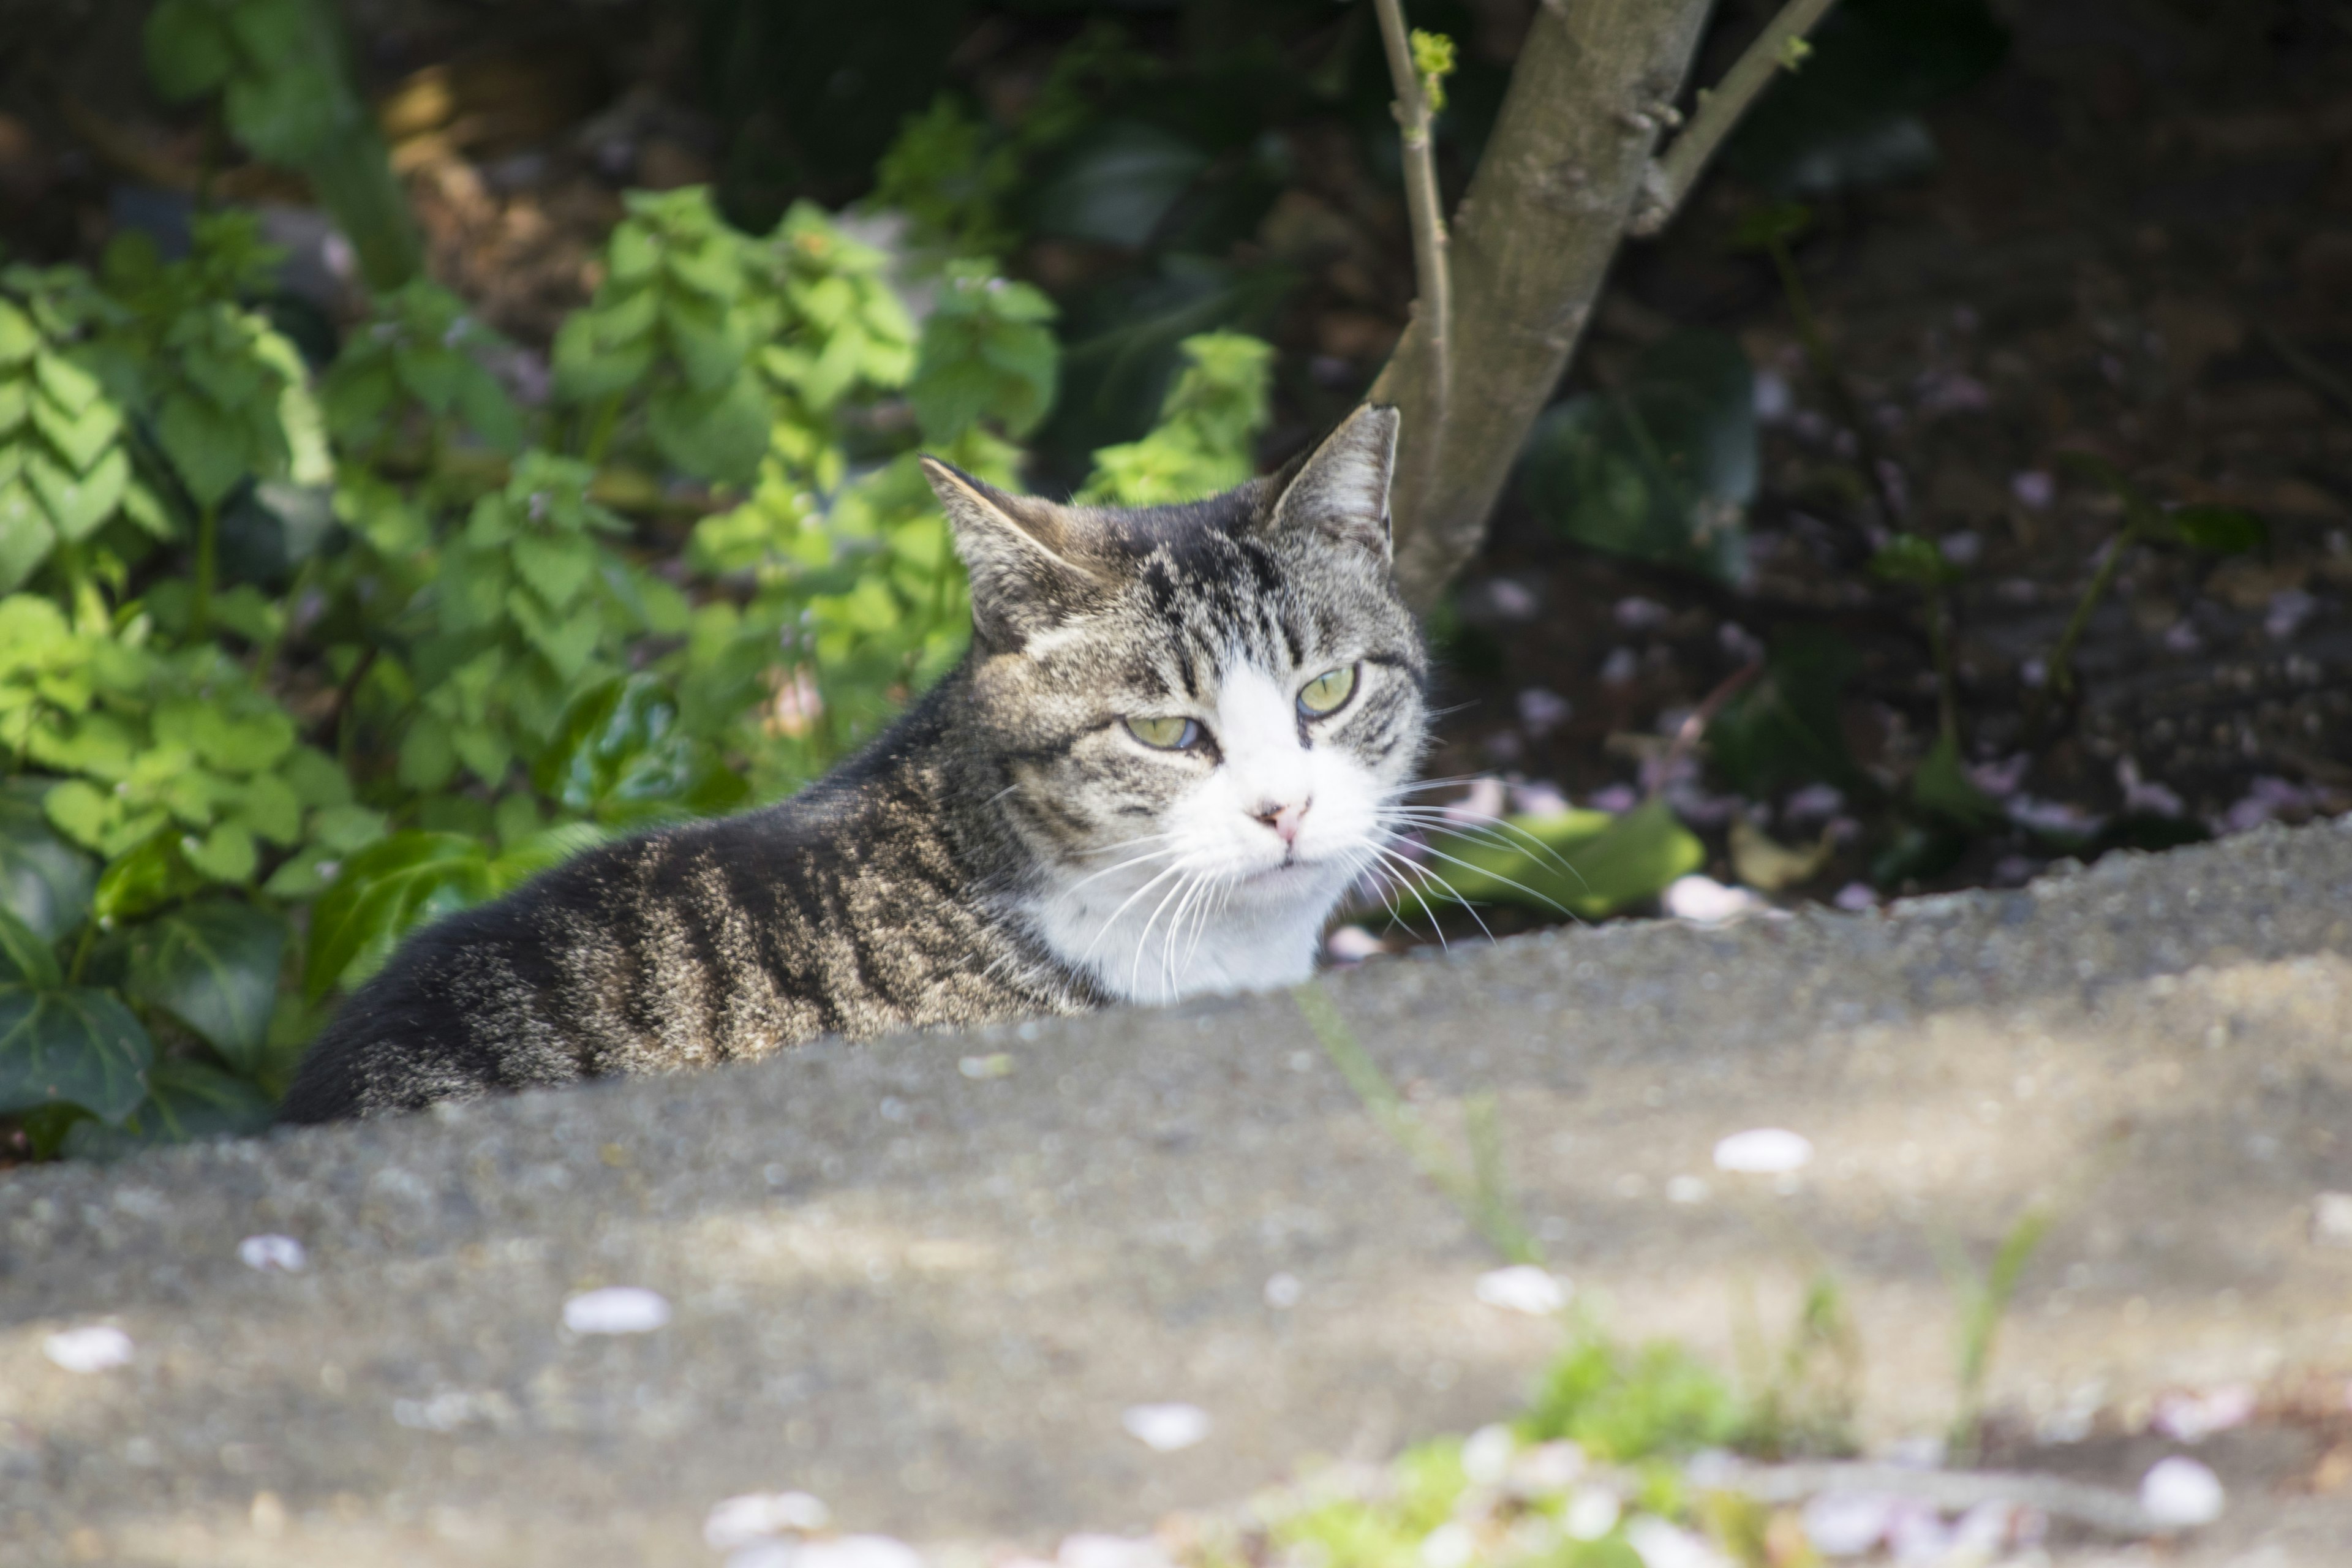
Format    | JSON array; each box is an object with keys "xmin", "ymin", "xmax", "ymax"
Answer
[
  {"xmin": 921, "ymin": 458, "xmax": 1109, "ymax": 654},
  {"xmin": 1264, "ymin": 403, "xmax": 1400, "ymax": 563}
]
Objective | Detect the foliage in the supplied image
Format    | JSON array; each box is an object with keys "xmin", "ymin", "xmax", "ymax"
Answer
[
  {"xmin": 0, "ymin": 20, "xmax": 1307, "ymax": 1157},
  {"xmin": 1520, "ymin": 330, "xmax": 1756, "ymax": 584},
  {"xmin": 143, "ymin": 0, "xmax": 421, "ymax": 288},
  {"xmin": 1078, "ymin": 331, "xmax": 1272, "ymax": 506}
]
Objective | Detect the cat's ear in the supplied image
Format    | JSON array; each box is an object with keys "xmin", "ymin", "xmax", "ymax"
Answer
[
  {"xmin": 1264, "ymin": 404, "xmax": 1400, "ymax": 563},
  {"xmin": 922, "ymin": 458, "xmax": 1109, "ymax": 654}
]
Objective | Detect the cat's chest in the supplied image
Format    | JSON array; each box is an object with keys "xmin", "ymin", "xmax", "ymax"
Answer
[{"xmin": 1020, "ymin": 874, "xmax": 1337, "ymax": 1005}]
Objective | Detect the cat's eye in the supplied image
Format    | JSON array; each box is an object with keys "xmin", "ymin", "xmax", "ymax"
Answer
[
  {"xmin": 1125, "ymin": 715, "xmax": 1200, "ymax": 750},
  {"xmin": 1297, "ymin": 664, "xmax": 1358, "ymax": 717}
]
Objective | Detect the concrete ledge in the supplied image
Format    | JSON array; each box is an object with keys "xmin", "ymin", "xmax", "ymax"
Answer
[{"xmin": 4, "ymin": 818, "xmax": 2351, "ymax": 1564}]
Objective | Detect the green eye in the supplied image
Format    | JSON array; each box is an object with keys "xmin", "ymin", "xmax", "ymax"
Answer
[
  {"xmin": 1297, "ymin": 665, "xmax": 1358, "ymax": 717},
  {"xmin": 1125, "ymin": 715, "xmax": 1199, "ymax": 749}
]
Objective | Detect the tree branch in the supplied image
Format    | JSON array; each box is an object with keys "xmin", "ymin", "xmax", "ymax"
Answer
[
  {"xmin": 1629, "ymin": 0, "xmax": 1842, "ymax": 237},
  {"xmin": 1372, "ymin": 0, "xmax": 1453, "ymax": 472},
  {"xmin": 1372, "ymin": 0, "xmax": 1718, "ymax": 610}
]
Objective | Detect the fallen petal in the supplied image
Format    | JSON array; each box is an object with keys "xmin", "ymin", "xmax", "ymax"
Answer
[
  {"xmin": 1713, "ymin": 1128, "xmax": 1814, "ymax": 1175},
  {"xmin": 562, "ymin": 1286, "xmax": 671, "ymax": 1335},
  {"xmin": 1563, "ymin": 1487, "xmax": 1621, "ymax": 1541},
  {"xmin": 42, "ymin": 1325, "xmax": 133, "ymax": 1374},
  {"xmin": 237, "ymin": 1234, "xmax": 307, "ymax": 1273},
  {"xmin": 797, "ymin": 1537, "xmax": 925, "ymax": 1568},
  {"xmin": 706, "ymin": 1491, "xmax": 832, "ymax": 1550},
  {"xmin": 1663, "ymin": 875, "xmax": 1763, "ymax": 924},
  {"xmin": 1121, "ymin": 1403, "xmax": 1210, "ymax": 1452},
  {"xmin": 2139, "ymin": 1455, "xmax": 2225, "ymax": 1526},
  {"xmin": 1800, "ymin": 1492, "xmax": 1894, "ymax": 1556},
  {"xmin": 1625, "ymin": 1515, "xmax": 1729, "ymax": 1568},
  {"xmin": 1474, "ymin": 1265, "xmax": 1569, "ymax": 1315}
]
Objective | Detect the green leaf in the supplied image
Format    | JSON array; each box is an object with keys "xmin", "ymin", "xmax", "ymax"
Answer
[
  {"xmin": 144, "ymin": 0, "xmax": 239, "ymax": 100},
  {"xmin": 1911, "ymin": 732, "xmax": 1999, "ymax": 830},
  {"xmin": 510, "ymin": 532, "xmax": 600, "ymax": 611},
  {"xmin": 1521, "ymin": 331, "xmax": 1756, "ymax": 584},
  {"xmin": 1709, "ymin": 628, "xmax": 1866, "ymax": 797},
  {"xmin": 64, "ymin": 1058, "xmax": 275, "ymax": 1159},
  {"xmin": 647, "ymin": 374, "xmax": 769, "ymax": 485},
  {"xmin": 0, "ymin": 789, "xmax": 95, "ymax": 940},
  {"xmin": 1403, "ymin": 801, "xmax": 1702, "ymax": 919},
  {"xmin": 26, "ymin": 446, "xmax": 129, "ymax": 542},
  {"xmin": 184, "ymin": 821, "xmax": 258, "ymax": 884},
  {"xmin": 397, "ymin": 710, "xmax": 458, "ymax": 791},
  {"xmin": 0, "ymin": 483, "xmax": 56, "ymax": 590},
  {"xmin": 2164, "ymin": 505, "xmax": 2266, "ymax": 555},
  {"xmin": 42, "ymin": 778, "xmax": 113, "ymax": 850},
  {"xmin": 32, "ymin": 350, "xmax": 103, "ymax": 416},
  {"xmin": 0, "ymin": 984, "xmax": 153, "ymax": 1122},
  {"xmin": 1868, "ymin": 533, "xmax": 1962, "ymax": 587},
  {"xmin": 0, "ymin": 905, "xmax": 62, "ymax": 988},
  {"xmin": 29, "ymin": 382, "xmax": 123, "ymax": 472},
  {"xmin": 303, "ymin": 831, "xmax": 492, "ymax": 999},
  {"xmin": 0, "ymin": 300, "xmax": 36, "ymax": 365},
  {"xmin": 501, "ymin": 587, "xmax": 600, "ymax": 683},
  {"xmin": 92, "ymin": 832, "xmax": 209, "ymax": 925},
  {"xmin": 123, "ymin": 899, "xmax": 286, "ymax": 1072}
]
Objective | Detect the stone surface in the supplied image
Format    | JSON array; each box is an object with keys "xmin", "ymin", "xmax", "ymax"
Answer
[{"xmin": 4, "ymin": 818, "xmax": 2352, "ymax": 1565}]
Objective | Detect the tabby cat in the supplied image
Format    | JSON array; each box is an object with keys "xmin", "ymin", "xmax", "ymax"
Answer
[{"xmin": 281, "ymin": 405, "xmax": 1427, "ymax": 1121}]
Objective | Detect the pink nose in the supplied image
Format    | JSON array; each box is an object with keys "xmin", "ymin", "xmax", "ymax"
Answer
[{"xmin": 1254, "ymin": 801, "xmax": 1307, "ymax": 846}]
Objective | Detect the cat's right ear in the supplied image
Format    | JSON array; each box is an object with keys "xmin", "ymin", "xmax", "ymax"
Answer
[{"xmin": 922, "ymin": 458, "xmax": 1108, "ymax": 654}]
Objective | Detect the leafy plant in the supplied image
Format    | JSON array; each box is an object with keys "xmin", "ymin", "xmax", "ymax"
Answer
[
  {"xmin": 1520, "ymin": 330, "xmax": 1757, "ymax": 584},
  {"xmin": 143, "ymin": 0, "xmax": 422, "ymax": 288},
  {"xmin": 553, "ymin": 186, "xmax": 775, "ymax": 484},
  {"xmin": 1078, "ymin": 330, "xmax": 1273, "ymax": 506},
  {"xmin": 2046, "ymin": 453, "xmax": 2266, "ymax": 701}
]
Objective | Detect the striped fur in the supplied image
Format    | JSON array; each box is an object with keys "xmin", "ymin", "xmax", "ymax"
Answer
[{"xmin": 281, "ymin": 407, "xmax": 1425, "ymax": 1121}]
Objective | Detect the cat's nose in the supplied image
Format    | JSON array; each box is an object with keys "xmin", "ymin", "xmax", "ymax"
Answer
[{"xmin": 1252, "ymin": 800, "xmax": 1308, "ymax": 846}]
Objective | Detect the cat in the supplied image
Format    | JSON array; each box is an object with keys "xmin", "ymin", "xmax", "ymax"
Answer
[{"xmin": 279, "ymin": 405, "xmax": 1428, "ymax": 1122}]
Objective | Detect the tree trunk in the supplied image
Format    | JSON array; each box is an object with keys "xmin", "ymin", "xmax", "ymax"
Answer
[{"xmin": 1374, "ymin": 0, "xmax": 1719, "ymax": 611}]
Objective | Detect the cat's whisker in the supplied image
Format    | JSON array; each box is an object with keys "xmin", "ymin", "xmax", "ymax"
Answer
[
  {"xmin": 1359, "ymin": 846, "xmax": 1452, "ymax": 952},
  {"xmin": 1368, "ymin": 839, "xmax": 1501, "ymax": 944},
  {"xmin": 1061, "ymin": 845, "xmax": 1186, "ymax": 896},
  {"xmin": 1083, "ymin": 860, "xmax": 1192, "ymax": 965},
  {"xmin": 1132, "ymin": 870, "xmax": 1198, "ymax": 1001},
  {"xmin": 1379, "ymin": 829, "xmax": 1571, "ymax": 921},
  {"xmin": 1379, "ymin": 806, "xmax": 1590, "ymax": 887}
]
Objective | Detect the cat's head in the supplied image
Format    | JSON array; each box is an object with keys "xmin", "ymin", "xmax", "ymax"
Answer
[{"xmin": 922, "ymin": 405, "xmax": 1427, "ymax": 1003}]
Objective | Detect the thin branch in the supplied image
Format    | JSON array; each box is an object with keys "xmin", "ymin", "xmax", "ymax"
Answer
[
  {"xmin": 1372, "ymin": 0, "xmax": 1452, "ymax": 437},
  {"xmin": 1629, "ymin": 0, "xmax": 1842, "ymax": 236}
]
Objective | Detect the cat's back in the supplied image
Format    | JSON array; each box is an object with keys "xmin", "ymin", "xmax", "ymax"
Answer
[{"xmin": 280, "ymin": 745, "xmax": 1074, "ymax": 1123}]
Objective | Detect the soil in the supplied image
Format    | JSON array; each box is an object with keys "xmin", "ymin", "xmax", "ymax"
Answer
[{"xmin": 1433, "ymin": 0, "xmax": 2352, "ymax": 898}]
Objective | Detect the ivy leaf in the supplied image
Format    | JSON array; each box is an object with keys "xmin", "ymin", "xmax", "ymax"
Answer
[
  {"xmin": 63, "ymin": 1058, "xmax": 275, "ymax": 1159},
  {"xmin": 123, "ymin": 899, "xmax": 286, "ymax": 1072},
  {"xmin": 92, "ymin": 831, "xmax": 209, "ymax": 926},
  {"xmin": 303, "ymin": 831, "xmax": 492, "ymax": 999},
  {"xmin": 0, "ymin": 788, "xmax": 95, "ymax": 941},
  {"xmin": 184, "ymin": 821, "xmax": 258, "ymax": 884},
  {"xmin": 0, "ymin": 985, "xmax": 154, "ymax": 1123},
  {"xmin": 0, "ymin": 905, "xmax": 62, "ymax": 988}
]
